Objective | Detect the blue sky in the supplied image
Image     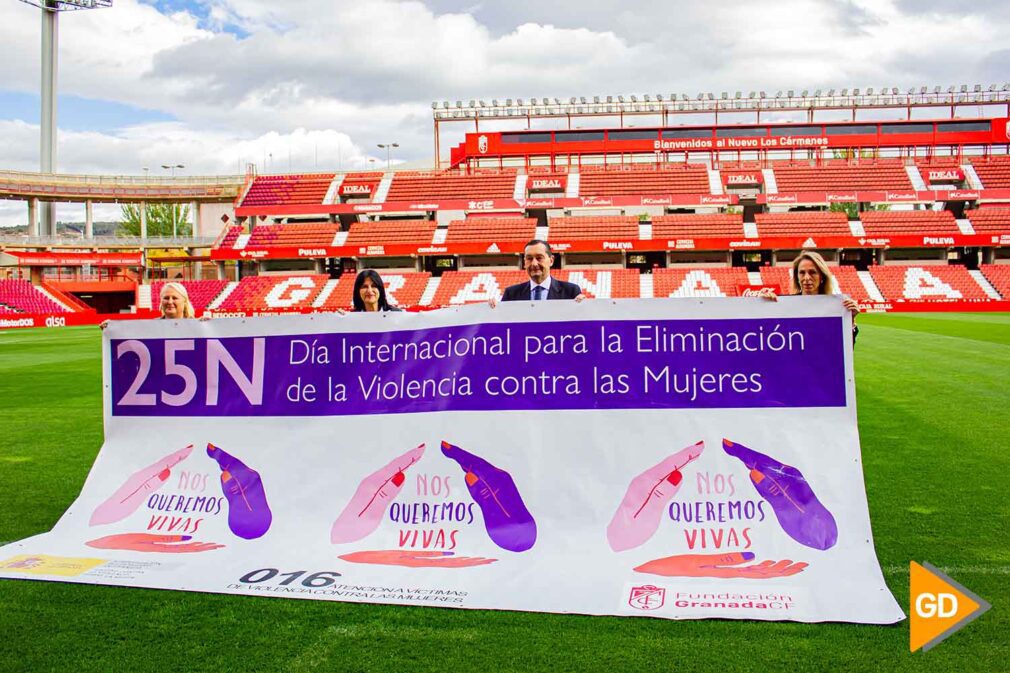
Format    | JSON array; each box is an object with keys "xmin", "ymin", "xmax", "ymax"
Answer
[{"xmin": 0, "ymin": 91, "xmax": 174, "ymax": 132}]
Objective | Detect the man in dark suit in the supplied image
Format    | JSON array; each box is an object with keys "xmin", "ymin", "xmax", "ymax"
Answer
[{"xmin": 498, "ymin": 239, "xmax": 585, "ymax": 303}]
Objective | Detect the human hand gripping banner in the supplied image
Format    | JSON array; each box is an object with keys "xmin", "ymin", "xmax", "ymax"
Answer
[{"xmin": 0, "ymin": 298, "xmax": 904, "ymax": 623}]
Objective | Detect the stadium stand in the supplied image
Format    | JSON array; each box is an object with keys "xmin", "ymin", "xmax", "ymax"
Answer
[
  {"xmin": 215, "ymin": 275, "xmax": 331, "ymax": 311},
  {"xmin": 916, "ymin": 158, "xmax": 964, "ymax": 184},
  {"xmin": 772, "ymin": 160, "xmax": 913, "ymax": 192},
  {"xmin": 759, "ymin": 265, "xmax": 873, "ymax": 302},
  {"xmin": 320, "ymin": 271, "xmax": 431, "ymax": 310},
  {"xmin": 385, "ymin": 170, "xmax": 517, "ymax": 201},
  {"xmin": 217, "ymin": 224, "xmax": 244, "ymax": 249},
  {"xmin": 0, "ymin": 279, "xmax": 71, "ymax": 313},
  {"xmin": 980, "ymin": 264, "xmax": 1010, "ymax": 298},
  {"xmin": 339, "ymin": 172, "xmax": 384, "ymax": 198},
  {"xmin": 240, "ymin": 174, "xmax": 335, "ymax": 207},
  {"xmin": 525, "ymin": 172, "xmax": 568, "ymax": 194},
  {"xmin": 754, "ymin": 211, "xmax": 852, "ymax": 237},
  {"xmin": 651, "ymin": 214, "xmax": 746, "ymax": 239},
  {"xmin": 548, "ymin": 216, "xmax": 640, "ymax": 240},
  {"xmin": 966, "ymin": 207, "xmax": 1010, "ymax": 234},
  {"xmin": 859, "ymin": 210, "xmax": 960, "ymax": 236},
  {"xmin": 969, "ymin": 156, "xmax": 1010, "ymax": 189},
  {"xmin": 445, "ymin": 217, "xmax": 537, "ymax": 243},
  {"xmin": 345, "ymin": 219, "xmax": 438, "ymax": 246},
  {"xmin": 652, "ymin": 267, "xmax": 750, "ymax": 297},
  {"xmin": 246, "ymin": 223, "xmax": 340, "ymax": 247},
  {"xmin": 555, "ymin": 269, "xmax": 640, "ymax": 298},
  {"xmin": 869, "ymin": 265, "xmax": 989, "ymax": 301},
  {"xmin": 429, "ymin": 270, "xmax": 530, "ymax": 306},
  {"xmin": 578, "ymin": 164, "xmax": 710, "ymax": 195},
  {"xmin": 151, "ymin": 280, "xmax": 229, "ymax": 314}
]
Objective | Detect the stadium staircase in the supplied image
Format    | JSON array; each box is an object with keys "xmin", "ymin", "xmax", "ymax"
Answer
[
  {"xmin": 967, "ymin": 208, "xmax": 1010, "ymax": 234},
  {"xmin": 906, "ymin": 166, "xmax": 927, "ymax": 191},
  {"xmin": 968, "ymin": 270, "xmax": 1002, "ymax": 299},
  {"xmin": 970, "ymin": 156, "xmax": 1010, "ymax": 189},
  {"xmin": 980, "ymin": 264, "xmax": 1010, "ymax": 298}
]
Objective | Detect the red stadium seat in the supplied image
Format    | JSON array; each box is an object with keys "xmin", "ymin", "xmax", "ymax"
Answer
[
  {"xmin": 0, "ymin": 279, "xmax": 72, "ymax": 314},
  {"xmin": 969, "ymin": 156, "xmax": 1010, "ymax": 189},
  {"xmin": 869, "ymin": 265, "xmax": 989, "ymax": 301},
  {"xmin": 772, "ymin": 160, "xmax": 913, "ymax": 192},
  {"xmin": 345, "ymin": 219, "xmax": 437, "ymax": 246},
  {"xmin": 240, "ymin": 174, "xmax": 335, "ymax": 207},
  {"xmin": 246, "ymin": 223, "xmax": 340, "ymax": 247},
  {"xmin": 652, "ymin": 268, "xmax": 750, "ymax": 297},
  {"xmin": 446, "ymin": 217, "xmax": 537, "ymax": 243},
  {"xmin": 549, "ymin": 216, "xmax": 639, "ymax": 240},
  {"xmin": 652, "ymin": 214, "xmax": 745, "ymax": 239},
  {"xmin": 755, "ymin": 212, "xmax": 851, "ymax": 237},
  {"xmin": 578, "ymin": 164, "xmax": 709, "ymax": 196},
  {"xmin": 966, "ymin": 207, "xmax": 1010, "ymax": 234},
  {"xmin": 385, "ymin": 170, "xmax": 517, "ymax": 201},
  {"xmin": 215, "ymin": 275, "xmax": 332, "ymax": 312},
  {"xmin": 859, "ymin": 210, "xmax": 959, "ymax": 236},
  {"xmin": 979, "ymin": 264, "xmax": 1010, "ymax": 299}
]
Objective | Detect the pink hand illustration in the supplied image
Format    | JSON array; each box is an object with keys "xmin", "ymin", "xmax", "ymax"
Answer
[
  {"xmin": 86, "ymin": 533, "xmax": 224, "ymax": 554},
  {"xmin": 606, "ymin": 441, "xmax": 704, "ymax": 552},
  {"xmin": 339, "ymin": 550, "xmax": 497, "ymax": 568},
  {"xmin": 330, "ymin": 444, "xmax": 425, "ymax": 544},
  {"xmin": 89, "ymin": 445, "xmax": 194, "ymax": 526},
  {"xmin": 634, "ymin": 552, "xmax": 808, "ymax": 579}
]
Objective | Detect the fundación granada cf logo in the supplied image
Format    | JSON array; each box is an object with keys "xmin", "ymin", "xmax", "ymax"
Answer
[{"xmin": 628, "ymin": 584, "xmax": 666, "ymax": 610}]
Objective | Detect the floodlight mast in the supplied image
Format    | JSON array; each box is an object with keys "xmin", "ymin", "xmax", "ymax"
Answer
[{"xmin": 18, "ymin": 0, "xmax": 113, "ymax": 236}]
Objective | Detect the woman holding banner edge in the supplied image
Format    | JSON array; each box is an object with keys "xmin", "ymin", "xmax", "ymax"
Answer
[{"xmin": 759, "ymin": 251, "xmax": 860, "ymax": 343}]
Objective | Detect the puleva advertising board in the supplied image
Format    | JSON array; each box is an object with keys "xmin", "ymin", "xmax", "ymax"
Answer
[{"xmin": 0, "ymin": 298, "xmax": 903, "ymax": 623}]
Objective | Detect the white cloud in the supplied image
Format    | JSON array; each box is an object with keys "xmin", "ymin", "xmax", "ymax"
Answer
[{"xmin": 1, "ymin": 0, "xmax": 1009, "ymax": 186}]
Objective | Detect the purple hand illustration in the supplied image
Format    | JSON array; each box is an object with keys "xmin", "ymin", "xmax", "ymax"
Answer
[
  {"xmin": 331, "ymin": 444, "xmax": 425, "ymax": 544},
  {"xmin": 441, "ymin": 440, "xmax": 537, "ymax": 553},
  {"xmin": 90, "ymin": 445, "xmax": 193, "ymax": 526},
  {"xmin": 607, "ymin": 441, "xmax": 704, "ymax": 552},
  {"xmin": 207, "ymin": 443, "xmax": 272, "ymax": 540},
  {"xmin": 723, "ymin": 438, "xmax": 838, "ymax": 550}
]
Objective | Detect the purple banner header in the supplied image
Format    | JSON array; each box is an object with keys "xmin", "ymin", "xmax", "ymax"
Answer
[{"xmin": 110, "ymin": 317, "xmax": 846, "ymax": 417}]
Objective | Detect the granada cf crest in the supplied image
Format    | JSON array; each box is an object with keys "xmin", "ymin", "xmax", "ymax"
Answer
[
  {"xmin": 628, "ymin": 584, "xmax": 666, "ymax": 610},
  {"xmin": 478, "ymin": 134, "xmax": 488, "ymax": 154}
]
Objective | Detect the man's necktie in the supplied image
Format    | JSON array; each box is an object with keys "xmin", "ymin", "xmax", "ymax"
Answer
[{"xmin": 533, "ymin": 285, "xmax": 545, "ymax": 301}]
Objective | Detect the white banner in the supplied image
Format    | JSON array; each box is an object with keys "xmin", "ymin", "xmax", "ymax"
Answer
[{"xmin": 0, "ymin": 299, "xmax": 903, "ymax": 623}]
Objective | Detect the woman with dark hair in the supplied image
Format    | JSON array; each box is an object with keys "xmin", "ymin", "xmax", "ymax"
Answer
[{"xmin": 351, "ymin": 269, "xmax": 401, "ymax": 312}]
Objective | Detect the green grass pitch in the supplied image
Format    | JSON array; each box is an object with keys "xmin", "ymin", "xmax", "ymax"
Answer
[{"xmin": 0, "ymin": 314, "xmax": 1007, "ymax": 673}]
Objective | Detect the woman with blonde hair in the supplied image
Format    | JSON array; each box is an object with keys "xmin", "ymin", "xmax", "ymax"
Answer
[
  {"xmin": 159, "ymin": 282, "xmax": 196, "ymax": 319},
  {"xmin": 761, "ymin": 251, "xmax": 860, "ymax": 342}
]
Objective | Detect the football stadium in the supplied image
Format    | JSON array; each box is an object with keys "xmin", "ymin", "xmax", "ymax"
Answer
[{"xmin": 1, "ymin": 1, "xmax": 1007, "ymax": 672}]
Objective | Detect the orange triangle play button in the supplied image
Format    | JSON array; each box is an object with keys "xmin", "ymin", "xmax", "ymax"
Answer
[{"xmin": 910, "ymin": 561, "xmax": 991, "ymax": 652}]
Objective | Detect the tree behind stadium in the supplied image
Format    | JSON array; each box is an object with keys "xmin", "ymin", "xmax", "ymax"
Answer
[{"xmin": 118, "ymin": 203, "xmax": 191, "ymax": 237}]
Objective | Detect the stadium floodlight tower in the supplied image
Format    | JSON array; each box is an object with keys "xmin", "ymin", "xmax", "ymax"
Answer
[{"xmin": 18, "ymin": 0, "xmax": 113, "ymax": 237}]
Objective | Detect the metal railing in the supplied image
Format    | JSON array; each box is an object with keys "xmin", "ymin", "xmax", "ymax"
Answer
[
  {"xmin": 0, "ymin": 235, "xmax": 219, "ymax": 248},
  {"xmin": 0, "ymin": 169, "xmax": 247, "ymax": 187}
]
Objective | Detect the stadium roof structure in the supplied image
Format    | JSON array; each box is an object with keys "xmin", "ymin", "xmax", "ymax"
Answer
[
  {"xmin": 432, "ymin": 85, "xmax": 1010, "ymax": 168},
  {"xmin": 17, "ymin": 1, "xmax": 112, "ymax": 10}
]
